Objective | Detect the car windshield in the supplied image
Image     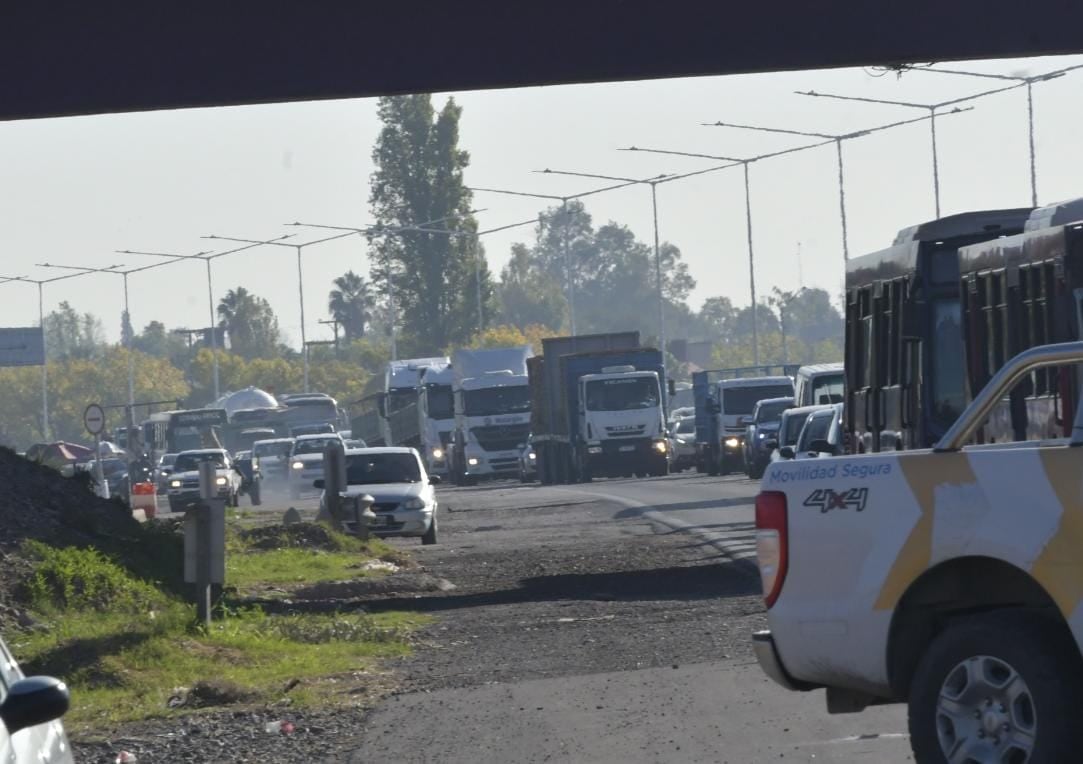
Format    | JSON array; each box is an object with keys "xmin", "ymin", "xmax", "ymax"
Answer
[
  {"xmin": 585, "ymin": 377, "xmax": 659, "ymax": 411},
  {"xmin": 254, "ymin": 441, "xmax": 293, "ymax": 458},
  {"xmin": 721, "ymin": 385, "xmax": 794, "ymax": 416},
  {"xmin": 173, "ymin": 452, "xmax": 227, "ymax": 472},
  {"xmin": 797, "ymin": 412, "xmax": 833, "ymax": 451},
  {"xmin": 292, "ymin": 438, "xmax": 341, "ymax": 455},
  {"xmin": 755, "ymin": 400, "xmax": 792, "ymax": 424},
  {"xmin": 782, "ymin": 413, "xmax": 813, "ymax": 446},
  {"xmin": 462, "ymin": 385, "xmax": 531, "ymax": 416},
  {"xmin": 676, "ymin": 418, "xmax": 696, "ymax": 434},
  {"xmin": 345, "ymin": 453, "xmax": 422, "ymax": 484},
  {"xmin": 160, "ymin": 454, "xmax": 177, "ymax": 467}
]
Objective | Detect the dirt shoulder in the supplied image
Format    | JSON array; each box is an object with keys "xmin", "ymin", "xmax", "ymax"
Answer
[{"xmin": 71, "ymin": 482, "xmax": 766, "ymax": 763}]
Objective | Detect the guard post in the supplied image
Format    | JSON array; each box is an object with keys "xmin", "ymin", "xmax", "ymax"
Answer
[
  {"xmin": 322, "ymin": 441, "xmax": 376, "ymax": 538},
  {"xmin": 184, "ymin": 460, "xmax": 226, "ymax": 626}
]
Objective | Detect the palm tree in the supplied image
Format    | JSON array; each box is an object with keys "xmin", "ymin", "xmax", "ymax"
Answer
[
  {"xmin": 328, "ymin": 271, "xmax": 374, "ymax": 342},
  {"xmin": 218, "ymin": 287, "xmax": 280, "ymax": 358}
]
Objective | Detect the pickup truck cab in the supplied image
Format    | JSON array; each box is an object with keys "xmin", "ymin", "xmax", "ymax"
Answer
[
  {"xmin": 166, "ymin": 449, "xmax": 241, "ymax": 512},
  {"xmin": 753, "ymin": 342, "xmax": 1083, "ymax": 763}
]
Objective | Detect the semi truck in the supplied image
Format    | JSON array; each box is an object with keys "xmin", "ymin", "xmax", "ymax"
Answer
[
  {"xmin": 692, "ymin": 365, "xmax": 797, "ymax": 475},
  {"xmin": 448, "ymin": 346, "xmax": 532, "ymax": 485},
  {"xmin": 530, "ymin": 332, "xmax": 668, "ymax": 484},
  {"xmin": 417, "ymin": 363, "xmax": 455, "ymax": 477},
  {"xmin": 381, "ymin": 357, "xmax": 450, "ymax": 448}
]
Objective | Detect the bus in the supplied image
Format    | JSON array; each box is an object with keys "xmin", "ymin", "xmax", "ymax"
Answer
[
  {"xmin": 279, "ymin": 394, "xmax": 341, "ymax": 432},
  {"xmin": 957, "ymin": 198, "xmax": 1083, "ymax": 443},
  {"xmin": 844, "ymin": 206, "xmax": 1031, "ymax": 453},
  {"xmin": 142, "ymin": 408, "xmax": 228, "ymax": 462}
]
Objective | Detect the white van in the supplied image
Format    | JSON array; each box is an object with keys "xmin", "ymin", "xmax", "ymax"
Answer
[{"xmin": 793, "ymin": 362, "xmax": 844, "ymax": 407}]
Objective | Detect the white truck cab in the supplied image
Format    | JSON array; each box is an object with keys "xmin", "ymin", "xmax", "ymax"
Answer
[
  {"xmin": 418, "ymin": 363, "xmax": 455, "ymax": 477},
  {"xmin": 753, "ymin": 342, "xmax": 1083, "ymax": 762},
  {"xmin": 455, "ymin": 371, "xmax": 532, "ymax": 481},
  {"xmin": 578, "ymin": 366, "xmax": 668, "ymax": 478},
  {"xmin": 714, "ymin": 376, "xmax": 795, "ymax": 473}
]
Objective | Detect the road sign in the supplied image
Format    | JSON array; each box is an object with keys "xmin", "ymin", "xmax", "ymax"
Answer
[
  {"xmin": 83, "ymin": 403, "xmax": 106, "ymax": 435},
  {"xmin": 0, "ymin": 327, "xmax": 45, "ymax": 367}
]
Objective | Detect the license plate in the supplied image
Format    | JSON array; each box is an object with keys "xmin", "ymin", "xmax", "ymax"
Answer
[{"xmin": 619, "ymin": 445, "xmax": 636, "ymax": 452}]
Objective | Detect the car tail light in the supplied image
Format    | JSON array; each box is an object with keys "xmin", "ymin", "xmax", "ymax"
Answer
[{"xmin": 755, "ymin": 491, "xmax": 788, "ymax": 609}]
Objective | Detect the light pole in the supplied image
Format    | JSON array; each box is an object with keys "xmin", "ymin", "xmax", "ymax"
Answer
[
  {"xmin": 899, "ymin": 63, "xmax": 1083, "ymax": 206},
  {"xmin": 0, "ymin": 269, "xmax": 103, "ymax": 440},
  {"xmin": 288, "ymin": 214, "xmax": 483, "ymax": 361},
  {"xmin": 621, "ymin": 141, "xmax": 833, "ymax": 365},
  {"xmin": 406, "ymin": 217, "xmax": 541, "ymax": 334},
  {"xmin": 119, "ymin": 236, "xmax": 293, "ymax": 401},
  {"xmin": 798, "ymin": 85, "xmax": 1027, "ymax": 216},
  {"xmin": 468, "ymin": 180, "xmax": 642, "ymax": 336},
  {"xmin": 533, "ymin": 165, "xmax": 740, "ymax": 372},
  {"xmin": 706, "ymin": 111, "xmax": 959, "ymax": 261},
  {"xmin": 202, "ymin": 231, "xmax": 356, "ymax": 393}
]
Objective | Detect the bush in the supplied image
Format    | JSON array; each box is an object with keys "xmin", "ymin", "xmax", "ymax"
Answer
[{"xmin": 23, "ymin": 541, "xmax": 171, "ymax": 613}]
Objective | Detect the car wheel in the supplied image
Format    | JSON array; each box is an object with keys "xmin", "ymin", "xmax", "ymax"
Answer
[
  {"xmin": 250, "ymin": 481, "xmax": 262, "ymax": 506},
  {"xmin": 908, "ymin": 609, "xmax": 1083, "ymax": 764},
  {"xmin": 421, "ymin": 513, "xmax": 438, "ymax": 545}
]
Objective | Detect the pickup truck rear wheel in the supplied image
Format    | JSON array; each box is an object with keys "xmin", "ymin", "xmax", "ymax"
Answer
[{"xmin": 908, "ymin": 610, "xmax": 1083, "ymax": 764}]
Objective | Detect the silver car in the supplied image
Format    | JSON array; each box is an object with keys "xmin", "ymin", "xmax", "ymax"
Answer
[{"xmin": 0, "ymin": 635, "xmax": 72, "ymax": 763}]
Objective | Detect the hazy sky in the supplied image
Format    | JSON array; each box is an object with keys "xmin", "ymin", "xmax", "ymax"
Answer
[{"xmin": 3, "ymin": 53, "xmax": 1083, "ymax": 348}]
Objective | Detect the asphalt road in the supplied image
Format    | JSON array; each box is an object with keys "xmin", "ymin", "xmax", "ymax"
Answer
[{"xmin": 351, "ymin": 471, "xmax": 910, "ymax": 763}]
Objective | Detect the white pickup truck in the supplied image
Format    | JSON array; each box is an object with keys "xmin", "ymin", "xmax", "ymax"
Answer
[{"xmin": 753, "ymin": 342, "xmax": 1083, "ymax": 763}]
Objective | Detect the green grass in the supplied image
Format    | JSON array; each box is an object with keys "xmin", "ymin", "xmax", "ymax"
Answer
[{"xmin": 12, "ymin": 538, "xmax": 428, "ymax": 732}]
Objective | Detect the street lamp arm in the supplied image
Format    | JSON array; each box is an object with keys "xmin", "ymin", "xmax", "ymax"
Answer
[
  {"xmin": 705, "ymin": 120, "xmax": 836, "ymax": 139},
  {"xmin": 796, "ymin": 89, "xmax": 933, "ymax": 110}
]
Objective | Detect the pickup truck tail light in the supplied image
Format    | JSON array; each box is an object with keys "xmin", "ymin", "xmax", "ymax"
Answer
[{"xmin": 755, "ymin": 491, "xmax": 788, "ymax": 609}]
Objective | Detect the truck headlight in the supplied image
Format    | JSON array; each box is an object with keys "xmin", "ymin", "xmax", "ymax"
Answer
[
  {"xmin": 292, "ymin": 461, "xmax": 304, "ymax": 470},
  {"xmin": 432, "ymin": 447, "xmax": 444, "ymax": 460},
  {"xmin": 170, "ymin": 479, "xmax": 181, "ymax": 489},
  {"xmin": 215, "ymin": 476, "xmax": 227, "ymax": 486},
  {"xmin": 467, "ymin": 457, "xmax": 479, "ymax": 466},
  {"xmin": 653, "ymin": 440, "xmax": 668, "ymax": 453},
  {"xmin": 401, "ymin": 497, "xmax": 427, "ymax": 510},
  {"xmin": 528, "ymin": 452, "xmax": 536, "ymax": 460},
  {"xmin": 725, "ymin": 437, "xmax": 740, "ymax": 449}
]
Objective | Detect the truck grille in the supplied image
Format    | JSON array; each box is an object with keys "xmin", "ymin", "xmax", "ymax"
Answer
[
  {"xmin": 604, "ymin": 424, "xmax": 646, "ymax": 437},
  {"xmin": 470, "ymin": 423, "xmax": 529, "ymax": 452}
]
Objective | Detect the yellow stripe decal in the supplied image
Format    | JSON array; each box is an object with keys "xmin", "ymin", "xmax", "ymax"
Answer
[
  {"xmin": 1032, "ymin": 448, "xmax": 1083, "ymax": 615},
  {"xmin": 874, "ymin": 452, "xmax": 978, "ymax": 610}
]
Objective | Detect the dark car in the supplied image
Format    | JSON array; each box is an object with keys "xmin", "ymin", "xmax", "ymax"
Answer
[{"xmin": 744, "ymin": 396, "xmax": 794, "ymax": 479}]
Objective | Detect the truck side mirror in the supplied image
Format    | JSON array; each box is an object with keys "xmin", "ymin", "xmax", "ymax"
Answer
[
  {"xmin": 764, "ymin": 440, "xmax": 778, "ymax": 451},
  {"xmin": 667, "ymin": 378, "xmax": 676, "ymax": 396},
  {"xmin": 779, "ymin": 446, "xmax": 795, "ymax": 460}
]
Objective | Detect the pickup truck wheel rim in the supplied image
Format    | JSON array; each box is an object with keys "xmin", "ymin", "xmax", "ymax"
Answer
[{"xmin": 935, "ymin": 655, "xmax": 1036, "ymax": 763}]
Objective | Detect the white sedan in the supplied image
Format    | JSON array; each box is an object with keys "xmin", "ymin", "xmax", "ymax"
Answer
[
  {"xmin": 0, "ymin": 635, "xmax": 72, "ymax": 763},
  {"xmin": 317, "ymin": 447, "xmax": 440, "ymax": 545}
]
